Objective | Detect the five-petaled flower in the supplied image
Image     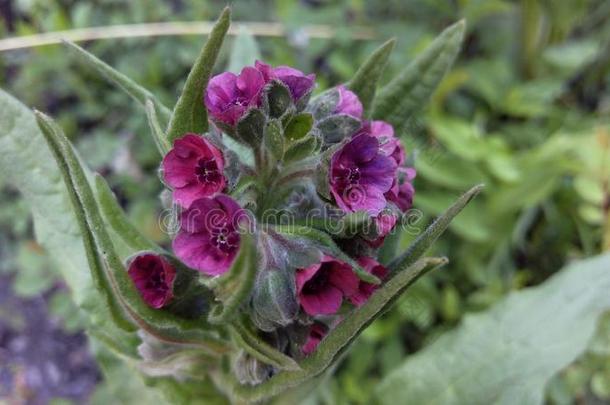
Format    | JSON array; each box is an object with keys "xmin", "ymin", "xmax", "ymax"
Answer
[
  {"xmin": 162, "ymin": 134, "xmax": 226, "ymax": 208},
  {"xmin": 330, "ymin": 134, "xmax": 397, "ymax": 215},
  {"xmin": 296, "ymin": 256, "xmax": 359, "ymax": 316},
  {"xmin": 205, "ymin": 66, "xmax": 266, "ymax": 126},
  {"xmin": 173, "ymin": 194, "xmax": 248, "ymax": 276},
  {"xmin": 127, "ymin": 253, "xmax": 176, "ymax": 309}
]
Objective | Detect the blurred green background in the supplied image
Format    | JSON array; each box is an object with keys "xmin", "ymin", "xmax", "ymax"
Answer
[{"xmin": 0, "ymin": 0, "xmax": 609, "ymax": 403}]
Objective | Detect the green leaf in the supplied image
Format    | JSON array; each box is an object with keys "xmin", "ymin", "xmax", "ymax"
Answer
[
  {"xmin": 230, "ymin": 257, "xmax": 446, "ymax": 402},
  {"xmin": 94, "ymin": 174, "xmax": 164, "ymax": 253},
  {"xmin": 63, "ymin": 41, "xmax": 172, "ymax": 126},
  {"xmin": 230, "ymin": 323, "xmax": 301, "ymax": 371},
  {"xmin": 389, "ymin": 184, "xmax": 482, "ymax": 273},
  {"xmin": 272, "ymin": 225, "xmax": 380, "ymax": 285},
  {"xmin": 228, "ymin": 26, "xmax": 261, "ymax": 73},
  {"xmin": 285, "ymin": 113, "xmax": 314, "ymax": 143},
  {"xmin": 347, "ymin": 38, "xmax": 395, "ymax": 115},
  {"xmin": 372, "ymin": 20, "xmax": 465, "ymax": 133},
  {"xmin": 145, "ymin": 99, "xmax": 171, "ymax": 155},
  {"xmin": 0, "ymin": 88, "xmax": 141, "ymax": 357},
  {"xmin": 35, "ymin": 111, "xmax": 230, "ymax": 354},
  {"xmin": 207, "ymin": 233, "xmax": 257, "ymax": 324},
  {"xmin": 166, "ymin": 7, "xmax": 231, "ymax": 142},
  {"xmin": 376, "ymin": 253, "xmax": 610, "ymax": 405}
]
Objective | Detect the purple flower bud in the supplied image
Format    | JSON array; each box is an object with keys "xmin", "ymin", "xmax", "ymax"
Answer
[
  {"xmin": 296, "ymin": 256, "xmax": 359, "ymax": 316},
  {"xmin": 334, "ymin": 85, "xmax": 363, "ymax": 118},
  {"xmin": 255, "ymin": 60, "xmax": 316, "ymax": 102},
  {"xmin": 386, "ymin": 167, "xmax": 416, "ymax": 212},
  {"xmin": 127, "ymin": 253, "xmax": 176, "ymax": 309},
  {"xmin": 162, "ymin": 134, "xmax": 226, "ymax": 208},
  {"xmin": 348, "ymin": 257, "xmax": 388, "ymax": 306},
  {"xmin": 173, "ymin": 194, "xmax": 248, "ymax": 276},
  {"xmin": 330, "ymin": 134, "xmax": 397, "ymax": 215},
  {"xmin": 302, "ymin": 322, "xmax": 328, "ymax": 356},
  {"xmin": 204, "ymin": 66, "xmax": 266, "ymax": 126}
]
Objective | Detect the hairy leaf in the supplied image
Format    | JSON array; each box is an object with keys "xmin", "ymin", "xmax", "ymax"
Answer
[
  {"xmin": 347, "ymin": 38, "xmax": 395, "ymax": 115},
  {"xmin": 376, "ymin": 253, "xmax": 610, "ymax": 405},
  {"xmin": 166, "ymin": 7, "xmax": 231, "ymax": 142},
  {"xmin": 372, "ymin": 20, "xmax": 465, "ymax": 133}
]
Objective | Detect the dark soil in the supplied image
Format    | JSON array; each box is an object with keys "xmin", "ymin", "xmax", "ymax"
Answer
[{"xmin": 0, "ymin": 275, "xmax": 100, "ymax": 405}]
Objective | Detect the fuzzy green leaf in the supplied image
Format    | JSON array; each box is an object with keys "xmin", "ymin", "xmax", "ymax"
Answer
[
  {"xmin": 94, "ymin": 174, "xmax": 164, "ymax": 253},
  {"xmin": 372, "ymin": 20, "xmax": 465, "ymax": 133},
  {"xmin": 145, "ymin": 99, "xmax": 171, "ymax": 154},
  {"xmin": 230, "ymin": 323, "xmax": 301, "ymax": 371},
  {"xmin": 63, "ymin": 41, "xmax": 172, "ymax": 126},
  {"xmin": 35, "ymin": 111, "xmax": 230, "ymax": 355},
  {"xmin": 389, "ymin": 184, "xmax": 482, "ymax": 273},
  {"xmin": 347, "ymin": 38, "xmax": 395, "ymax": 115},
  {"xmin": 376, "ymin": 253, "xmax": 610, "ymax": 405},
  {"xmin": 166, "ymin": 7, "xmax": 231, "ymax": 142}
]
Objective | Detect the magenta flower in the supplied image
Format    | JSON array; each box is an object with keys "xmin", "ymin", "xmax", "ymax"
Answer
[
  {"xmin": 330, "ymin": 134, "xmax": 397, "ymax": 215},
  {"xmin": 358, "ymin": 120, "xmax": 405, "ymax": 166},
  {"xmin": 204, "ymin": 66, "xmax": 266, "ymax": 126},
  {"xmin": 296, "ymin": 256, "xmax": 359, "ymax": 316},
  {"xmin": 173, "ymin": 194, "xmax": 248, "ymax": 276},
  {"xmin": 127, "ymin": 253, "xmax": 176, "ymax": 309},
  {"xmin": 162, "ymin": 134, "xmax": 226, "ymax": 208},
  {"xmin": 348, "ymin": 257, "xmax": 388, "ymax": 306},
  {"xmin": 368, "ymin": 211, "xmax": 398, "ymax": 248},
  {"xmin": 302, "ymin": 322, "xmax": 328, "ymax": 356},
  {"xmin": 334, "ymin": 85, "xmax": 363, "ymax": 118},
  {"xmin": 386, "ymin": 167, "xmax": 416, "ymax": 212},
  {"xmin": 255, "ymin": 60, "xmax": 315, "ymax": 102}
]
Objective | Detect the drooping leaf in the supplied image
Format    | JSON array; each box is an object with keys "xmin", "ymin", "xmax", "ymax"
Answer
[
  {"xmin": 166, "ymin": 7, "xmax": 231, "ymax": 142},
  {"xmin": 228, "ymin": 26, "xmax": 261, "ymax": 73},
  {"xmin": 372, "ymin": 20, "xmax": 466, "ymax": 133},
  {"xmin": 63, "ymin": 41, "xmax": 172, "ymax": 126},
  {"xmin": 376, "ymin": 253, "xmax": 610, "ymax": 405},
  {"xmin": 229, "ymin": 257, "xmax": 446, "ymax": 402},
  {"xmin": 35, "ymin": 111, "xmax": 230, "ymax": 355},
  {"xmin": 94, "ymin": 174, "xmax": 164, "ymax": 253},
  {"xmin": 347, "ymin": 38, "xmax": 395, "ymax": 115},
  {"xmin": 389, "ymin": 184, "xmax": 482, "ymax": 273}
]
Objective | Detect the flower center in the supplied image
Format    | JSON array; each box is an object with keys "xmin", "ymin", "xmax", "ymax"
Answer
[
  {"xmin": 347, "ymin": 167, "xmax": 361, "ymax": 184},
  {"xmin": 144, "ymin": 263, "xmax": 167, "ymax": 293},
  {"xmin": 303, "ymin": 263, "xmax": 332, "ymax": 295},
  {"xmin": 211, "ymin": 226, "xmax": 239, "ymax": 255},
  {"xmin": 195, "ymin": 158, "xmax": 221, "ymax": 185}
]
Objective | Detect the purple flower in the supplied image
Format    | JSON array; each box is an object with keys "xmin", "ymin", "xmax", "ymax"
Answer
[
  {"xmin": 296, "ymin": 256, "xmax": 359, "ymax": 316},
  {"xmin": 358, "ymin": 120, "xmax": 405, "ymax": 166},
  {"xmin": 334, "ymin": 85, "xmax": 363, "ymax": 118},
  {"xmin": 368, "ymin": 211, "xmax": 398, "ymax": 248},
  {"xmin": 162, "ymin": 134, "xmax": 226, "ymax": 208},
  {"xmin": 204, "ymin": 66, "xmax": 266, "ymax": 126},
  {"xmin": 386, "ymin": 167, "xmax": 416, "ymax": 212},
  {"xmin": 330, "ymin": 134, "xmax": 397, "ymax": 215},
  {"xmin": 255, "ymin": 60, "xmax": 315, "ymax": 102},
  {"xmin": 173, "ymin": 195, "xmax": 248, "ymax": 276},
  {"xmin": 348, "ymin": 257, "xmax": 388, "ymax": 306},
  {"xmin": 127, "ymin": 253, "xmax": 176, "ymax": 309},
  {"xmin": 302, "ymin": 322, "xmax": 328, "ymax": 356}
]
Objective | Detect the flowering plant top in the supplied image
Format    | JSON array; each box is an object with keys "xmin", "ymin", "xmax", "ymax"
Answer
[{"xmin": 30, "ymin": 7, "xmax": 476, "ymax": 403}]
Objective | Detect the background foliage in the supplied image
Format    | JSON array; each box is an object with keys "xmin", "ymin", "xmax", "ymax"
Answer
[{"xmin": 1, "ymin": 0, "xmax": 609, "ymax": 404}]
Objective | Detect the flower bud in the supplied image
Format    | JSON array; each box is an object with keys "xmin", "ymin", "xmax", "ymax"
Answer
[
  {"xmin": 302, "ymin": 322, "xmax": 328, "ymax": 356},
  {"xmin": 263, "ymin": 80, "xmax": 293, "ymax": 119},
  {"xmin": 233, "ymin": 351, "xmax": 273, "ymax": 386},
  {"xmin": 236, "ymin": 108, "xmax": 266, "ymax": 147},
  {"xmin": 252, "ymin": 268, "xmax": 299, "ymax": 331}
]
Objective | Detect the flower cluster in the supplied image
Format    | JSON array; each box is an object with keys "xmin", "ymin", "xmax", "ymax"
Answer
[{"xmin": 126, "ymin": 60, "xmax": 415, "ymax": 379}]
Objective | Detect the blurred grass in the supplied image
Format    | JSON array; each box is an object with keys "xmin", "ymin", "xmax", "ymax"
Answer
[{"xmin": 0, "ymin": 0, "xmax": 609, "ymax": 403}]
